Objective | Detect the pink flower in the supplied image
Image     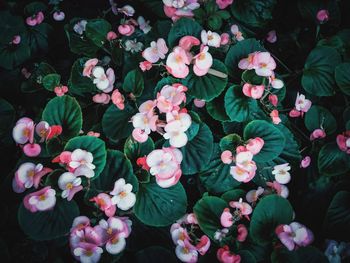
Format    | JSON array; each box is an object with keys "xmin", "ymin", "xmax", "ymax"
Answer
[
  {"xmin": 230, "ymin": 151, "xmax": 257, "ymax": 183},
  {"xmin": 246, "ymin": 187, "xmax": 264, "ymax": 203},
  {"xmin": 275, "ymin": 222, "xmax": 314, "ymax": 251},
  {"xmin": 111, "ymin": 89, "xmax": 125, "ymax": 110},
  {"xmin": 220, "ymin": 33, "xmax": 230, "ymax": 45},
  {"xmin": 179, "ymin": 36, "xmax": 200, "ymax": 51},
  {"xmin": 54, "ymin": 85, "xmax": 68, "ymax": 96},
  {"xmin": 221, "ymin": 150, "xmax": 233, "ymax": 164},
  {"xmin": 69, "ymin": 149, "xmax": 96, "ymax": 178},
  {"xmin": 87, "ymin": 131, "xmax": 100, "ymax": 137},
  {"xmin": 270, "ymin": 109, "xmax": 281, "ymax": 124},
  {"xmin": 266, "ymin": 181, "xmax": 289, "ymax": 198},
  {"xmin": 193, "ymin": 45, "xmax": 213, "ymax": 76},
  {"xmin": 92, "ymin": 93, "xmax": 111, "ymax": 104},
  {"xmin": 146, "ymin": 147, "xmax": 183, "ymax": 188},
  {"xmin": 107, "ymin": 31, "xmax": 117, "ymax": 41},
  {"xmin": 117, "ymin": 5, "xmax": 135, "ymax": 16},
  {"xmin": 237, "ymin": 224, "xmax": 248, "ymax": 242},
  {"xmin": 132, "ymin": 112, "xmax": 158, "ymax": 136},
  {"xmin": 246, "ymin": 137, "xmax": 264, "ymax": 155},
  {"xmin": 295, "ymin": 93, "xmax": 312, "ymax": 113},
  {"xmin": 164, "ymin": 111, "xmax": 192, "ymax": 147},
  {"xmin": 201, "ymin": 30, "xmax": 221, "ymax": 48},
  {"xmin": 90, "ymin": 193, "xmax": 116, "ymax": 217},
  {"xmin": 266, "ymin": 30, "xmax": 277, "ymax": 43},
  {"xmin": 142, "ymin": 38, "xmax": 168, "ymax": 63},
  {"xmin": 242, "ymin": 83, "xmax": 265, "ymax": 99},
  {"xmin": 166, "ymin": 46, "xmax": 191, "ymax": 78},
  {"xmin": 216, "ymin": 0, "xmax": 233, "ymax": 9},
  {"xmin": 231, "ymin": 25, "xmax": 244, "ymax": 41},
  {"xmin": 317, "ymin": 9, "xmax": 329, "ymax": 23},
  {"xmin": 217, "ymin": 246, "xmax": 241, "ymax": 263},
  {"xmin": 268, "ymin": 94, "xmax": 278, "ymax": 107},
  {"xmin": 26, "ymin": 12, "xmax": 44, "ymax": 26},
  {"xmin": 270, "ymin": 75, "xmax": 284, "ymax": 89},
  {"xmin": 12, "ymin": 117, "xmax": 35, "ymax": 145},
  {"xmin": 23, "ymin": 143, "xmax": 41, "ymax": 157},
  {"xmin": 236, "ymin": 145, "xmax": 247, "ymax": 154},
  {"xmin": 336, "ymin": 131, "xmax": 350, "ymax": 154},
  {"xmin": 229, "ymin": 198, "xmax": 253, "ymax": 218},
  {"xmin": 58, "ymin": 172, "xmax": 83, "ymax": 201},
  {"xmin": 15, "ymin": 162, "xmax": 52, "ymax": 190},
  {"xmin": 136, "ymin": 156, "xmax": 150, "ymax": 171},
  {"xmin": 194, "ymin": 99, "xmax": 205, "ymax": 108},
  {"xmin": 254, "ymin": 52, "xmax": 276, "ymax": 77},
  {"xmin": 300, "ymin": 156, "xmax": 311, "ymax": 168},
  {"xmin": 220, "ymin": 208, "xmax": 233, "ymax": 227},
  {"xmin": 139, "ymin": 61, "xmax": 153, "ymax": 71},
  {"xmin": 238, "ymin": 52, "xmax": 258, "ymax": 70},
  {"xmin": 118, "ymin": 24, "xmax": 135, "ymax": 36},
  {"xmin": 110, "ymin": 178, "xmax": 136, "ymax": 211},
  {"xmin": 12, "ymin": 35, "xmax": 21, "ymax": 45},
  {"xmin": 23, "ymin": 186, "xmax": 56, "ymax": 212},
  {"xmin": 132, "ymin": 128, "xmax": 149, "ymax": 143},
  {"xmin": 310, "ymin": 129, "xmax": 326, "ymax": 141},
  {"xmin": 83, "ymin": 58, "xmax": 99, "ymax": 77},
  {"xmin": 73, "ymin": 243, "xmax": 103, "ymax": 263},
  {"xmin": 156, "ymin": 84, "xmax": 187, "ymax": 113},
  {"xmin": 53, "ymin": 11, "xmax": 65, "ymax": 21},
  {"xmin": 163, "ymin": 0, "xmax": 200, "ymax": 21}
]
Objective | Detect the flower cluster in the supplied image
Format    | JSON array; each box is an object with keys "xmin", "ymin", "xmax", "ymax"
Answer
[
  {"xmin": 70, "ymin": 216, "xmax": 132, "ymax": 263},
  {"xmin": 12, "ymin": 117, "xmax": 62, "ymax": 157},
  {"xmin": 336, "ymin": 131, "xmax": 350, "ymax": 154},
  {"xmin": 170, "ymin": 213, "xmax": 210, "ymax": 262},
  {"xmin": 163, "ymin": 0, "xmax": 200, "ymax": 21}
]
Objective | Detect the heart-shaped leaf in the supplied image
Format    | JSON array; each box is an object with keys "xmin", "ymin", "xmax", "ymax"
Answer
[
  {"xmin": 335, "ymin": 63, "xmax": 350, "ymax": 95},
  {"xmin": 304, "ymin": 105, "xmax": 337, "ymax": 134},
  {"xmin": 318, "ymin": 142, "xmax": 350, "ymax": 176}
]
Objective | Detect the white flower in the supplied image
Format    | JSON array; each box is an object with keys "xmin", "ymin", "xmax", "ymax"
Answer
[
  {"xmin": 272, "ymin": 163, "xmax": 291, "ymax": 184},
  {"xmin": 137, "ymin": 16, "xmax": 152, "ymax": 34},
  {"xmin": 163, "ymin": 112, "xmax": 192, "ymax": 148},
  {"xmin": 132, "ymin": 112, "xmax": 158, "ymax": 135},
  {"xmin": 110, "ymin": 178, "xmax": 136, "ymax": 211},
  {"xmin": 58, "ymin": 172, "xmax": 82, "ymax": 201},
  {"xmin": 73, "ymin": 20, "xmax": 87, "ymax": 35},
  {"xmin": 92, "ymin": 66, "xmax": 109, "ymax": 91},
  {"xmin": 125, "ymin": 39, "xmax": 143, "ymax": 53},
  {"xmin": 69, "ymin": 149, "xmax": 95, "ymax": 178},
  {"xmin": 214, "ymin": 228, "xmax": 229, "ymax": 241},
  {"xmin": 201, "ymin": 30, "xmax": 221, "ymax": 48}
]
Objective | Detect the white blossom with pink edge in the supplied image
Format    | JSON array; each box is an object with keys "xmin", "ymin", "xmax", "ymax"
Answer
[
  {"xmin": 23, "ymin": 186, "xmax": 56, "ymax": 212},
  {"xmin": 201, "ymin": 30, "xmax": 221, "ymax": 48},
  {"xmin": 142, "ymin": 38, "xmax": 168, "ymax": 63},
  {"xmin": 229, "ymin": 151, "xmax": 257, "ymax": 183},
  {"xmin": 12, "ymin": 117, "xmax": 35, "ymax": 145},
  {"xmin": 110, "ymin": 178, "xmax": 136, "ymax": 211},
  {"xmin": 276, "ymin": 222, "xmax": 314, "ymax": 251},
  {"xmin": 58, "ymin": 172, "xmax": 83, "ymax": 201},
  {"xmin": 69, "ymin": 149, "xmax": 96, "ymax": 178},
  {"xmin": 15, "ymin": 162, "xmax": 52, "ymax": 190}
]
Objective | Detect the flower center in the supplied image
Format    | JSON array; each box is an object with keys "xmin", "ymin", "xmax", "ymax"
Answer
[
  {"xmin": 39, "ymin": 194, "xmax": 46, "ymax": 201},
  {"xmin": 28, "ymin": 170, "xmax": 35, "ymax": 177},
  {"xmin": 119, "ymin": 191, "xmax": 127, "ymax": 198},
  {"xmin": 107, "ymin": 227, "xmax": 113, "ymax": 235},
  {"xmin": 85, "ymin": 250, "xmax": 93, "ymax": 257},
  {"xmin": 66, "ymin": 183, "xmax": 73, "ymax": 190}
]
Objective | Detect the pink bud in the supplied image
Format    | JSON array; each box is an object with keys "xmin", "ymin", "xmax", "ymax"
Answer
[
  {"xmin": 12, "ymin": 35, "xmax": 21, "ymax": 45},
  {"xmin": 53, "ymin": 11, "xmax": 65, "ymax": 21},
  {"xmin": 118, "ymin": 24, "xmax": 135, "ymax": 36},
  {"xmin": 132, "ymin": 128, "xmax": 148, "ymax": 143},
  {"xmin": 36, "ymin": 12, "xmax": 44, "ymax": 24},
  {"xmin": 107, "ymin": 31, "xmax": 117, "ymax": 41},
  {"xmin": 317, "ymin": 10, "xmax": 329, "ymax": 23},
  {"xmin": 92, "ymin": 93, "xmax": 110, "ymax": 104},
  {"xmin": 270, "ymin": 110, "xmax": 281, "ymax": 124},
  {"xmin": 268, "ymin": 94, "xmax": 278, "ymax": 107},
  {"xmin": 221, "ymin": 150, "xmax": 233, "ymax": 164},
  {"xmin": 23, "ymin": 143, "xmax": 41, "ymax": 157},
  {"xmin": 220, "ymin": 33, "xmax": 230, "ymax": 45},
  {"xmin": 26, "ymin": 16, "xmax": 37, "ymax": 26},
  {"xmin": 289, "ymin": 109, "xmax": 301, "ymax": 118},
  {"xmin": 266, "ymin": 30, "xmax": 277, "ymax": 43},
  {"xmin": 220, "ymin": 208, "xmax": 233, "ymax": 228},
  {"xmin": 194, "ymin": 99, "xmax": 206, "ymax": 108},
  {"xmin": 87, "ymin": 131, "xmax": 100, "ymax": 137},
  {"xmin": 246, "ymin": 137, "xmax": 264, "ymax": 155},
  {"xmin": 237, "ymin": 224, "xmax": 248, "ymax": 242},
  {"xmin": 310, "ymin": 129, "xmax": 326, "ymax": 141},
  {"xmin": 300, "ymin": 156, "xmax": 311, "ymax": 168},
  {"xmin": 139, "ymin": 61, "xmax": 152, "ymax": 72}
]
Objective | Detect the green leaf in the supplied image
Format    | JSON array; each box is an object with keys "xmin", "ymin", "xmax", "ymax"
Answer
[
  {"xmin": 42, "ymin": 73, "xmax": 61, "ymax": 91},
  {"xmin": 184, "ymin": 59, "xmax": 228, "ymax": 101},
  {"xmin": 238, "ymin": 250, "xmax": 257, "ymax": 263},
  {"xmin": 186, "ymin": 111, "xmax": 201, "ymax": 141},
  {"xmin": 124, "ymin": 136, "xmax": 154, "ymax": 161},
  {"xmin": 224, "ymin": 85, "xmax": 259, "ymax": 122},
  {"xmin": 0, "ymin": 11, "xmax": 26, "ymax": 44},
  {"xmin": 24, "ymin": 1, "xmax": 47, "ymax": 16},
  {"xmin": 168, "ymin": 18, "xmax": 202, "ymax": 48},
  {"xmin": 0, "ymin": 41, "xmax": 31, "ymax": 70},
  {"xmin": 335, "ymin": 63, "xmax": 350, "ymax": 95},
  {"xmin": 304, "ymin": 105, "xmax": 337, "ymax": 134},
  {"xmin": 64, "ymin": 135, "xmax": 107, "ymax": 179},
  {"xmin": 0, "ymin": 98, "xmax": 15, "ymax": 138},
  {"xmin": 134, "ymin": 180, "xmax": 187, "ymax": 227},
  {"xmin": 102, "ymin": 104, "xmax": 136, "ymax": 141},
  {"xmin": 180, "ymin": 123, "xmax": 214, "ymax": 175},
  {"xmin": 250, "ymin": 195, "xmax": 294, "ymax": 244},
  {"xmin": 68, "ymin": 57, "xmax": 96, "ymax": 96},
  {"xmin": 323, "ymin": 191, "xmax": 350, "ymax": 242},
  {"xmin": 26, "ymin": 23, "xmax": 52, "ymax": 54},
  {"xmin": 244, "ymin": 120, "xmax": 285, "ymax": 162},
  {"xmin": 219, "ymin": 133, "xmax": 242, "ymax": 152},
  {"xmin": 18, "ymin": 199, "xmax": 79, "ymax": 241},
  {"xmin": 206, "ymin": 91, "xmax": 230, "ymax": 121},
  {"xmin": 42, "ymin": 95, "xmax": 82, "ymax": 141},
  {"xmin": 276, "ymin": 124, "xmax": 301, "ymax": 163},
  {"xmin": 123, "ymin": 69, "xmax": 144, "ymax": 97},
  {"xmin": 193, "ymin": 196, "xmax": 227, "ymax": 240},
  {"xmin": 91, "ymin": 150, "xmax": 138, "ymax": 192},
  {"xmin": 85, "ymin": 19, "xmax": 111, "ymax": 48},
  {"xmin": 221, "ymin": 189, "xmax": 246, "ymax": 203},
  {"xmin": 231, "ymin": 0, "xmax": 276, "ymax": 28},
  {"xmin": 134, "ymin": 247, "xmax": 178, "ymax": 263},
  {"xmin": 302, "ymin": 46, "xmax": 341, "ymax": 96},
  {"xmin": 298, "ymin": 0, "xmax": 340, "ymax": 25},
  {"xmin": 199, "ymin": 144, "xmax": 241, "ymax": 194},
  {"xmin": 64, "ymin": 18, "xmax": 100, "ymax": 57},
  {"xmin": 21, "ymin": 62, "xmax": 56, "ymax": 93},
  {"xmin": 318, "ymin": 142, "xmax": 350, "ymax": 176},
  {"xmin": 208, "ymin": 14, "xmax": 222, "ymax": 31}
]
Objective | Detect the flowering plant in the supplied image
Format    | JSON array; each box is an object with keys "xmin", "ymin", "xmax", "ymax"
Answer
[{"xmin": 1, "ymin": 0, "xmax": 350, "ymax": 262}]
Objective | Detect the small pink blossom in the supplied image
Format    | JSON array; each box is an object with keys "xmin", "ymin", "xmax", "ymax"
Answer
[
  {"xmin": 139, "ymin": 61, "xmax": 153, "ymax": 71},
  {"xmin": 111, "ymin": 89, "xmax": 125, "ymax": 110},
  {"xmin": 53, "ymin": 11, "xmax": 65, "ymax": 21},
  {"xmin": 270, "ymin": 110, "xmax": 281, "ymax": 124},
  {"xmin": 290, "ymin": 93, "xmax": 312, "ymax": 118},
  {"xmin": 230, "ymin": 151, "xmax": 257, "ymax": 183},
  {"xmin": 83, "ymin": 58, "xmax": 99, "ymax": 77},
  {"xmin": 201, "ymin": 30, "xmax": 221, "ymax": 48},
  {"xmin": 179, "ymin": 36, "xmax": 200, "ymax": 51},
  {"xmin": 266, "ymin": 181, "xmax": 289, "ymax": 198},
  {"xmin": 246, "ymin": 137, "xmax": 264, "ymax": 155},
  {"xmin": 90, "ymin": 193, "xmax": 116, "ymax": 217},
  {"xmin": 231, "ymin": 25, "xmax": 244, "ymax": 41},
  {"xmin": 239, "ymin": 52, "xmax": 276, "ymax": 77},
  {"xmin": 156, "ymin": 84, "xmax": 187, "ymax": 113},
  {"xmin": 166, "ymin": 46, "xmax": 191, "ymax": 78},
  {"xmin": 107, "ymin": 31, "xmax": 117, "ymax": 41},
  {"xmin": 54, "ymin": 85, "xmax": 68, "ymax": 97},
  {"xmin": 268, "ymin": 94, "xmax": 278, "ymax": 107},
  {"xmin": 92, "ymin": 93, "xmax": 111, "ymax": 104},
  {"xmin": 220, "ymin": 208, "xmax": 233, "ymax": 227},
  {"xmin": 229, "ymin": 198, "xmax": 253, "ymax": 218},
  {"xmin": 242, "ymin": 83, "xmax": 265, "ymax": 99},
  {"xmin": 221, "ymin": 150, "xmax": 233, "ymax": 164},
  {"xmin": 217, "ymin": 246, "xmax": 241, "ymax": 263},
  {"xmin": 300, "ymin": 156, "xmax": 311, "ymax": 168},
  {"xmin": 310, "ymin": 129, "xmax": 326, "ymax": 141},
  {"xmin": 132, "ymin": 128, "xmax": 149, "ymax": 143},
  {"xmin": 237, "ymin": 224, "xmax": 248, "ymax": 242},
  {"xmin": 216, "ymin": 0, "xmax": 233, "ymax": 9},
  {"xmin": 317, "ymin": 9, "xmax": 329, "ymax": 23},
  {"xmin": 163, "ymin": 0, "xmax": 200, "ymax": 21},
  {"xmin": 236, "ymin": 145, "xmax": 247, "ymax": 154},
  {"xmin": 266, "ymin": 30, "xmax": 277, "ymax": 43},
  {"xmin": 194, "ymin": 99, "xmax": 205, "ymax": 108},
  {"xmin": 23, "ymin": 186, "xmax": 56, "ymax": 212},
  {"xmin": 142, "ymin": 38, "xmax": 168, "ymax": 63},
  {"xmin": 15, "ymin": 162, "xmax": 52, "ymax": 190},
  {"xmin": 87, "ymin": 131, "xmax": 100, "ymax": 137},
  {"xmin": 12, "ymin": 35, "xmax": 21, "ymax": 45},
  {"xmin": 193, "ymin": 45, "xmax": 213, "ymax": 76},
  {"xmin": 118, "ymin": 24, "xmax": 135, "ymax": 36},
  {"xmin": 23, "ymin": 143, "xmax": 41, "ymax": 157},
  {"xmin": 220, "ymin": 33, "xmax": 230, "ymax": 45},
  {"xmin": 336, "ymin": 131, "xmax": 350, "ymax": 154},
  {"xmin": 246, "ymin": 187, "xmax": 264, "ymax": 203},
  {"xmin": 26, "ymin": 12, "xmax": 44, "ymax": 26}
]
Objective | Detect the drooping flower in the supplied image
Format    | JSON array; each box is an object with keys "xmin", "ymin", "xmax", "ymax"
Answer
[
  {"xmin": 142, "ymin": 38, "xmax": 168, "ymax": 63},
  {"xmin": 246, "ymin": 186, "xmax": 264, "ymax": 203},
  {"xmin": 166, "ymin": 46, "xmax": 191, "ymax": 78},
  {"xmin": 289, "ymin": 93, "xmax": 312, "ymax": 117},
  {"xmin": 220, "ymin": 33, "xmax": 230, "ymax": 45},
  {"xmin": 58, "ymin": 172, "xmax": 83, "ymax": 201},
  {"xmin": 111, "ymin": 89, "xmax": 125, "ymax": 110},
  {"xmin": 201, "ymin": 30, "xmax": 221, "ymax": 48},
  {"xmin": 268, "ymin": 94, "xmax": 278, "ymax": 106},
  {"xmin": 83, "ymin": 58, "xmax": 99, "ymax": 77},
  {"xmin": 266, "ymin": 30, "xmax": 277, "ymax": 43},
  {"xmin": 221, "ymin": 150, "xmax": 234, "ymax": 164},
  {"xmin": 229, "ymin": 198, "xmax": 253, "ymax": 219},
  {"xmin": 90, "ymin": 193, "xmax": 116, "ymax": 217},
  {"xmin": 275, "ymin": 222, "xmax": 314, "ymax": 251},
  {"xmin": 193, "ymin": 99, "xmax": 206, "ymax": 108},
  {"xmin": 53, "ymin": 11, "xmax": 65, "ymax": 21},
  {"xmin": 118, "ymin": 24, "xmax": 135, "ymax": 36},
  {"xmin": 23, "ymin": 143, "xmax": 41, "ymax": 157},
  {"xmin": 242, "ymin": 83, "xmax": 265, "ymax": 99},
  {"xmin": 107, "ymin": 31, "xmax": 117, "ymax": 41},
  {"xmin": 272, "ymin": 163, "xmax": 291, "ymax": 185},
  {"xmin": 110, "ymin": 178, "xmax": 136, "ymax": 211},
  {"xmin": 220, "ymin": 208, "xmax": 233, "ymax": 228},
  {"xmin": 12, "ymin": 35, "xmax": 21, "ymax": 45},
  {"xmin": 26, "ymin": 12, "xmax": 44, "ymax": 26},
  {"xmin": 270, "ymin": 109, "xmax": 282, "ymax": 124},
  {"xmin": 310, "ymin": 128, "xmax": 326, "ymax": 141},
  {"xmin": 216, "ymin": 0, "xmax": 234, "ymax": 9},
  {"xmin": 15, "ymin": 162, "xmax": 52, "ymax": 190},
  {"xmin": 92, "ymin": 93, "xmax": 111, "ymax": 104},
  {"xmin": 236, "ymin": 224, "xmax": 248, "ymax": 242},
  {"xmin": 230, "ymin": 151, "xmax": 257, "ymax": 183},
  {"xmin": 217, "ymin": 246, "xmax": 241, "ymax": 263},
  {"xmin": 146, "ymin": 147, "xmax": 183, "ymax": 188},
  {"xmin": 336, "ymin": 131, "xmax": 350, "ymax": 154},
  {"xmin": 193, "ymin": 45, "xmax": 213, "ymax": 76},
  {"xmin": 317, "ymin": 9, "xmax": 329, "ymax": 23},
  {"xmin": 73, "ymin": 20, "xmax": 88, "ymax": 35},
  {"xmin": 266, "ymin": 181, "xmax": 289, "ymax": 198},
  {"xmin": 23, "ymin": 186, "xmax": 56, "ymax": 212},
  {"xmin": 12, "ymin": 117, "xmax": 34, "ymax": 145},
  {"xmin": 35, "ymin": 121, "xmax": 62, "ymax": 142},
  {"xmin": 179, "ymin": 36, "xmax": 200, "ymax": 51},
  {"xmin": 300, "ymin": 156, "xmax": 311, "ymax": 168}
]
